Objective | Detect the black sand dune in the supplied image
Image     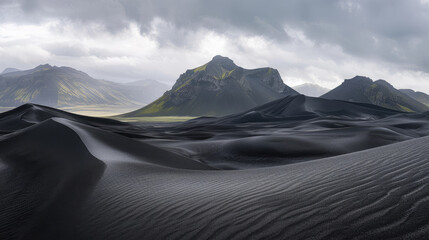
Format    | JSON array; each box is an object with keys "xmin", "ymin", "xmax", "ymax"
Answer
[
  {"xmin": 0, "ymin": 119, "xmax": 106, "ymax": 239},
  {"xmin": 0, "ymin": 118, "xmax": 211, "ymax": 240},
  {"xmin": 72, "ymin": 136, "xmax": 429, "ymax": 240},
  {"xmin": 0, "ymin": 100, "xmax": 428, "ymax": 239},
  {"xmin": 141, "ymin": 95, "xmax": 429, "ymax": 168},
  {"xmin": 0, "ymin": 103, "xmax": 142, "ymax": 135},
  {"xmin": 187, "ymin": 94, "xmax": 404, "ymax": 125}
]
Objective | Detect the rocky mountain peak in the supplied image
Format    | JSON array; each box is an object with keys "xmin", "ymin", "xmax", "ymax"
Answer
[
  {"xmin": 202, "ymin": 55, "xmax": 238, "ymax": 76},
  {"xmin": 344, "ymin": 75, "xmax": 373, "ymax": 85},
  {"xmin": 35, "ymin": 64, "xmax": 53, "ymax": 71}
]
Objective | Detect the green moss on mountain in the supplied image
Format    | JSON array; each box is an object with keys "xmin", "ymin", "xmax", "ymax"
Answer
[
  {"xmin": 193, "ymin": 64, "xmax": 207, "ymax": 73},
  {"xmin": 221, "ymin": 69, "xmax": 235, "ymax": 79},
  {"xmin": 174, "ymin": 78, "xmax": 193, "ymax": 92},
  {"xmin": 398, "ymin": 105, "xmax": 412, "ymax": 112},
  {"xmin": 136, "ymin": 95, "xmax": 170, "ymax": 114}
]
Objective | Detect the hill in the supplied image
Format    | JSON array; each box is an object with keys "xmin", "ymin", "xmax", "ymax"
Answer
[
  {"xmin": 321, "ymin": 76, "xmax": 429, "ymax": 112},
  {"xmin": 293, "ymin": 83, "xmax": 329, "ymax": 97},
  {"xmin": 0, "ymin": 64, "xmax": 166, "ymax": 108},
  {"xmin": 125, "ymin": 55, "xmax": 298, "ymax": 117}
]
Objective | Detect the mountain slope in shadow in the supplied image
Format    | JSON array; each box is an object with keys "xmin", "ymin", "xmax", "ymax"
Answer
[
  {"xmin": 400, "ymin": 88, "xmax": 429, "ymax": 106},
  {"xmin": 321, "ymin": 76, "xmax": 429, "ymax": 112}
]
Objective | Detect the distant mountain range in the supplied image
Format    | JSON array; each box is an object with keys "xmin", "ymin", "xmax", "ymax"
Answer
[
  {"xmin": 293, "ymin": 83, "xmax": 330, "ymax": 97},
  {"xmin": 125, "ymin": 55, "xmax": 298, "ymax": 117},
  {"xmin": 0, "ymin": 65, "xmax": 168, "ymax": 108},
  {"xmin": 3, "ymin": 61, "xmax": 429, "ymax": 116},
  {"xmin": 119, "ymin": 79, "xmax": 169, "ymax": 105},
  {"xmin": 1, "ymin": 68, "xmax": 21, "ymax": 74},
  {"xmin": 321, "ymin": 76, "xmax": 429, "ymax": 112},
  {"xmin": 399, "ymin": 89, "xmax": 429, "ymax": 107}
]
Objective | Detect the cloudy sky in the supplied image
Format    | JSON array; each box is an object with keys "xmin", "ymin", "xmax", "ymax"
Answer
[{"xmin": 1, "ymin": 0, "xmax": 429, "ymax": 91}]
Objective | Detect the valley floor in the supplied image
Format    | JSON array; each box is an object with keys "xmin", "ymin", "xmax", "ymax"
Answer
[
  {"xmin": 0, "ymin": 105, "xmax": 140, "ymax": 117},
  {"xmin": 0, "ymin": 105, "xmax": 197, "ymax": 122},
  {"xmin": 58, "ymin": 105, "xmax": 142, "ymax": 117}
]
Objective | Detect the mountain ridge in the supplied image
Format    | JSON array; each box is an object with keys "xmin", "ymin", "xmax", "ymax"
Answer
[
  {"xmin": 400, "ymin": 89, "xmax": 429, "ymax": 107},
  {"xmin": 0, "ymin": 65, "xmax": 168, "ymax": 108},
  {"xmin": 321, "ymin": 76, "xmax": 429, "ymax": 112},
  {"xmin": 1, "ymin": 68, "xmax": 21, "ymax": 75}
]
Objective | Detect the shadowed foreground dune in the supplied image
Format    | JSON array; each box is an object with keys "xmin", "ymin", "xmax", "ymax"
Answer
[{"xmin": 0, "ymin": 99, "xmax": 428, "ymax": 239}]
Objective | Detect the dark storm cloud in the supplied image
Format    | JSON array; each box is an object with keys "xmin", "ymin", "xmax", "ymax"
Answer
[
  {"xmin": 4, "ymin": 0, "xmax": 429, "ymax": 66},
  {"xmin": 1, "ymin": 0, "xmax": 429, "ymax": 76}
]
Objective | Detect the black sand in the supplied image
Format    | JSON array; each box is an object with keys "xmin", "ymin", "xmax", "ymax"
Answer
[{"xmin": 0, "ymin": 97, "xmax": 428, "ymax": 239}]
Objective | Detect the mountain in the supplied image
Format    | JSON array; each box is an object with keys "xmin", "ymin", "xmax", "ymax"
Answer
[
  {"xmin": 123, "ymin": 79, "xmax": 166, "ymax": 87},
  {"xmin": 293, "ymin": 83, "xmax": 329, "ymax": 97},
  {"xmin": 119, "ymin": 79, "xmax": 169, "ymax": 104},
  {"xmin": 0, "ymin": 64, "xmax": 164, "ymax": 108},
  {"xmin": 399, "ymin": 89, "xmax": 429, "ymax": 107},
  {"xmin": 1, "ymin": 68, "xmax": 21, "ymax": 74},
  {"xmin": 125, "ymin": 55, "xmax": 298, "ymax": 117},
  {"xmin": 321, "ymin": 76, "xmax": 429, "ymax": 112}
]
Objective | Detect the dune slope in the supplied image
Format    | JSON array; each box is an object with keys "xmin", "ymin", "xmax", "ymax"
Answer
[
  {"xmin": 145, "ymin": 95, "xmax": 429, "ymax": 168},
  {"xmin": 78, "ymin": 136, "xmax": 429, "ymax": 240},
  {"xmin": 0, "ymin": 103, "xmax": 428, "ymax": 239},
  {"xmin": 1, "ymin": 119, "xmax": 428, "ymax": 239}
]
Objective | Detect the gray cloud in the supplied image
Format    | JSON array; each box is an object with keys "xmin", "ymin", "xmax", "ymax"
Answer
[
  {"xmin": 2, "ymin": 0, "xmax": 429, "ymax": 72},
  {"xmin": 1, "ymin": 0, "xmax": 429, "ymax": 91},
  {"xmin": 44, "ymin": 42, "xmax": 88, "ymax": 57}
]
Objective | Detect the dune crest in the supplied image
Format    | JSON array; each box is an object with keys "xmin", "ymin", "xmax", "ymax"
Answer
[{"xmin": 0, "ymin": 102, "xmax": 428, "ymax": 239}]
